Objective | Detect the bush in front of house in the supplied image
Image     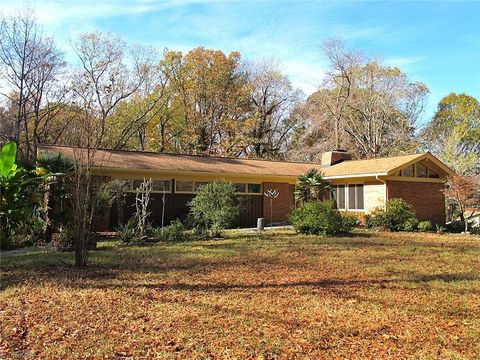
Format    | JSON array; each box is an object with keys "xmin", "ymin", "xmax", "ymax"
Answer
[
  {"xmin": 418, "ymin": 220, "xmax": 432, "ymax": 232},
  {"xmin": 151, "ymin": 220, "xmax": 190, "ymax": 242},
  {"xmin": 189, "ymin": 181, "xmax": 243, "ymax": 238},
  {"xmin": 117, "ymin": 219, "xmax": 138, "ymax": 244},
  {"xmin": 290, "ymin": 200, "xmax": 355, "ymax": 236},
  {"xmin": 365, "ymin": 198, "xmax": 418, "ymax": 231}
]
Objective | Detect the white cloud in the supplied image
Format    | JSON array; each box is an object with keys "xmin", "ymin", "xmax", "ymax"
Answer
[{"xmin": 383, "ymin": 56, "xmax": 424, "ymax": 67}]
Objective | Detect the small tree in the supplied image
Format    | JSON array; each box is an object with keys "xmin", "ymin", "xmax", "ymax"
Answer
[
  {"xmin": 189, "ymin": 181, "xmax": 242, "ymax": 238},
  {"xmin": 444, "ymin": 175, "xmax": 480, "ymax": 233},
  {"xmin": 295, "ymin": 168, "xmax": 331, "ymax": 203}
]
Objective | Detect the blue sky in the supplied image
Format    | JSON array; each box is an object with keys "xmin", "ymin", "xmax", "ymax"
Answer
[{"xmin": 2, "ymin": 0, "xmax": 479, "ymax": 123}]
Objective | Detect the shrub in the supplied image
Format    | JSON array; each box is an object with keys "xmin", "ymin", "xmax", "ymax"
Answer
[
  {"xmin": 290, "ymin": 201, "xmax": 355, "ymax": 236},
  {"xmin": 49, "ymin": 226, "xmax": 76, "ymax": 251},
  {"xmin": 470, "ymin": 226, "xmax": 480, "ymax": 235},
  {"xmin": 189, "ymin": 181, "xmax": 243, "ymax": 238},
  {"xmin": 151, "ymin": 220, "xmax": 189, "ymax": 242},
  {"xmin": 383, "ymin": 198, "xmax": 418, "ymax": 231},
  {"xmin": 117, "ymin": 219, "xmax": 137, "ymax": 244},
  {"xmin": 418, "ymin": 220, "xmax": 432, "ymax": 232},
  {"xmin": 364, "ymin": 207, "xmax": 386, "ymax": 229},
  {"xmin": 365, "ymin": 198, "xmax": 418, "ymax": 232}
]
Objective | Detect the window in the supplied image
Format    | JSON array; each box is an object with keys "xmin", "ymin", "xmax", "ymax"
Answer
[
  {"xmin": 234, "ymin": 183, "xmax": 246, "ymax": 193},
  {"xmin": 152, "ymin": 180, "xmax": 171, "ymax": 192},
  {"xmin": 175, "ymin": 181, "xmax": 193, "ymax": 193},
  {"xmin": 130, "ymin": 178, "xmax": 171, "ymax": 193},
  {"xmin": 193, "ymin": 181, "xmax": 211, "ymax": 191},
  {"xmin": 401, "ymin": 165, "xmax": 414, "ymax": 177},
  {"xmin": 247, "ymin": 183, "xmax": 262, "ymax": 194},
  {"xmin": 416, "ymin": 163, "xmax": 427, "ymax": 178},
  {"xmin": 428, "ymin": 168, "xmax": 440, "ymax": 178},
  {"xmin": 332, "ymin": 185, "xmax": 346, "ymax": 209},
  {"xmin": 348, "ymin": 184, "xmax": 364, "ymax": 210}
]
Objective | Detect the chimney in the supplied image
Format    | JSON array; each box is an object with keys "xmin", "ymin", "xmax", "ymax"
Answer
[{"xmin": 321, "ymin": 149, "xmax": 352, "ymax": 167}]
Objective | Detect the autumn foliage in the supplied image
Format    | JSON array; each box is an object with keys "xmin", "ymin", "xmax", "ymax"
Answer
[
  {"xmin": 444, "ymin": 175, "xmax": 480, "ymax": 232},
  {"xmin": 1, "ymin": 230, "xmax": 479, "ymax": 358}
]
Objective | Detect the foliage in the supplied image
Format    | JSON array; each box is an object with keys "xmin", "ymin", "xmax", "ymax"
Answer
[
  {"xmin": 188, "ymin": 181, "xmax": 242, "ymax": 238},
  {"xmin": 444, "ymin": 175, "xmax": 480, "ymax": 233},
  {"xmin": 290, "ymin": 201, "xmax": 354, "ymax": 236},
  {"xmin": 50, "ymin": 226, "xmax": 75, "ymax": 251},
  {"xmin": 294, "ymin": 168, "xmax": 331, "ymax": 202},
  {"xmin": 116, "ymin": 219, "xmax": 138, "ymax": 244},
  {"xmin": 364, "ymin": 208, "xmax": 387, "ymax": 229},
  {"xmin": 421, "ymin": 93, "xmax": 480, "ymax": 175},
  {"xmin": 366, "ymin": 198, "xmax": 418, "ymax": 232},
  {"xmin": 418, "ymin": 220, "xmax": 432, "ymax": 232},
  {"xmin": 291, "ymin": 39, "xmax": 428, "ymax": 160},
  {"xmin": 151, "ymin": 220, "xmax": 190, "ymax": 243},
  {"xmin": 3, "ymin": 230, "xmax": 479, "ymax": 358},
  {"xmin": 0, "ymin": 142, "xmax": 50, "ymax": 248}
]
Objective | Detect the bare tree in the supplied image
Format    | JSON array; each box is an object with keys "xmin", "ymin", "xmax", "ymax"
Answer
[
  {"xmin": 0, "ymin": 9, "xmax": 66, "ymax": 160},
  {"xmin": 244, "ymin": 60, "xmax": 303, "ymax": 159},
  {"xmin": 71, "ymin": 32, "xmax": 158, "ymax": 148},
  {"xmin": 295, "ymin": 39, "xmax": 429, "ymax": 159}
]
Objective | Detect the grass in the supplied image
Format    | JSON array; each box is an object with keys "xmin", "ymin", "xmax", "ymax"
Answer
[{"xmin": 1, "ymin": 229, "xmax": 479, "ymax": 359}]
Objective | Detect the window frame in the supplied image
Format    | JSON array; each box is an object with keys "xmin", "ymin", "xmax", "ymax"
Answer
[
  {"xmin": 125, "ymin": 178, "xmax": 172, "ymax": 193},
  {"xmin": 346, "ymin": 183, "xmax": 364, "ymax": 211},
  {"xmin": 332, "ymin": 184, "xmax": 346, "ymax": 210},
  {"xmin": 175, "ymin": 180, "xmax": 195, "ymax": 194},
  {"xmin": 246, "ymin": 183, "xmax": 262, "ymax": 195}
]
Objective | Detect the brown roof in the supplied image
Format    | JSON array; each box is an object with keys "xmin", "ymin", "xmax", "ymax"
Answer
[{"xmin": 38, "ymin": 145, "xmax": 451, "ymax": 179}]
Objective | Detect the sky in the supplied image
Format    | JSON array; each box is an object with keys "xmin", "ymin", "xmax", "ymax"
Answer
[{"xmin": 1, "ymin": 0, "xmax": 479, "ymax": 123}]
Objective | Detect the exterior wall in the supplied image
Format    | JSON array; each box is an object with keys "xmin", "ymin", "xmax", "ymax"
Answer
[
  {"xmin": 364, "ymin": 181, "xmax": 386, "ymax": 213},
  {"xmin": 262, "ymin": 182, "xmax": 294, "ymax": 224},
  {"xmin": 387, "ymin": 180, "xmax": 446, "ymax": 225}
]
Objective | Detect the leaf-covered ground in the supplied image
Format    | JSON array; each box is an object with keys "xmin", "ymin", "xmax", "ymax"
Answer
[{"xmin": 1, "ymin": 230, "xmax": 479, "ymax": 359}]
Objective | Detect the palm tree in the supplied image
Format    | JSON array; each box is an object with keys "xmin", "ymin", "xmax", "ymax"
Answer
[{"xmin": 295, "ymin": 168, "xmax": 331, "ymax": 203}]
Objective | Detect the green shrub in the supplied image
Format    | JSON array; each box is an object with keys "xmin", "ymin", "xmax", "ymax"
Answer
[
  {"xmin": 290, "ymin": 201, "xmax": 355, "ymax": 236},
  {"xmin": 383, "ymin": 198, "xmax": 418, "ymax": 231},
  {"xmin": 365, "ymin": 198, "xmax": 418, "ymax": 232},
  {"xmin": 117, "ymin": 219, "xmax": 137, "ymax": 244},
  {"xmin": 151, "ymin": 220, "xmax": 189, "ymax": 242},
  {"xmin": 189, "ymin": 181, "xmax": 243, "ymax": 238},
  {"xmin": 418, "ymin": 220, "xmax": 432, "ymax": 232},
  {"xmin": 364, "ymin": 208, "xmax": 386, "ymax": 229}
]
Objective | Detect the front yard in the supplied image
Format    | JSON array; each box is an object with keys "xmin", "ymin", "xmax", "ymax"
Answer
[{"xmin": 1, "ymin": 230, "xmax": 479, "ymax": 359}]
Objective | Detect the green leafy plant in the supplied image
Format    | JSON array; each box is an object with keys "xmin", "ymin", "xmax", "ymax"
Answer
[
  {"xmin": 189, "ymin": 181, "xmax": 243, "ymax": 238},
  {"xmin": 117, "ymin": 219, "xmax": 138, "ymax": 244},
  {"xmin": 418, "ymin": 220, "xmax": 432, "ymax": 232},
  {"xmin": 290, "ymin": 200, "xmax": 354, "ymax": 236},
  {"xmin": 0, "ymin": 142, "xmax": 51, "ymax": 248},
  {"xmin": 151, "ymin": 220, "xmax": 189, "ymax": 242},
  {"xmin": 294, "ymin": 168, "xmax": 331, "ymax": 203},
  {"xmin": 365, "ymin": 198, "xmax": 418, "ymax": 232}
]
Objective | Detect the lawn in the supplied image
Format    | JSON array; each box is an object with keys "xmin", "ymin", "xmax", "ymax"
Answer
[{"xmin": 1, "ymin": 230, "xmax": 479, "ymax": 359}]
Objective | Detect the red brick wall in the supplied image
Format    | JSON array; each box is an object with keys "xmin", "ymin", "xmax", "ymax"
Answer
[
  {"xmin": 387, "ymin": 180, "xmax": 446, "ymax": 225},
  {"xmin": 263, "ymin": 182, "xmax": 294, "ymax": 224}
]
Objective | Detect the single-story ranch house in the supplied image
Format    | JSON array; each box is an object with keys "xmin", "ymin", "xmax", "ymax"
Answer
[{"xmin": 38, "ymin": 146, "xmax": 455, "ymax": 229}]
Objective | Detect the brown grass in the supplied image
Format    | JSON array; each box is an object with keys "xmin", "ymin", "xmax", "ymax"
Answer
[{"xmin": 1, "ymin": 230, "xmax": 479, "ymax": 359}]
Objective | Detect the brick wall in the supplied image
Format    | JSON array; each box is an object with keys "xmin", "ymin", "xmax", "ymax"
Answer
[
  {"xmin": 387, "ymin": 180, "xmax": 446, "ymax": 225},
  {"xmin": 262, "ymin": 182, "xmax": 294, "ymax": 224}
]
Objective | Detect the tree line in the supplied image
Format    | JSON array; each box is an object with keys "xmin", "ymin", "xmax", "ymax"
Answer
[{"xmin": 1, "ymin": 10, "xmax": 479, "ymax": 175}]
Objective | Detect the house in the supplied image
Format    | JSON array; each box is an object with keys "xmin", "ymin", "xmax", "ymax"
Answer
[{"xmin": 38, "ymin": 146, "xmax": 455, "ymax": 229}]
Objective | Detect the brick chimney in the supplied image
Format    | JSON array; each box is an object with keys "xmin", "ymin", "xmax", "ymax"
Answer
[{"xmin": 321, "ymin": 149, "xmax": 352, "ymax": 167}]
